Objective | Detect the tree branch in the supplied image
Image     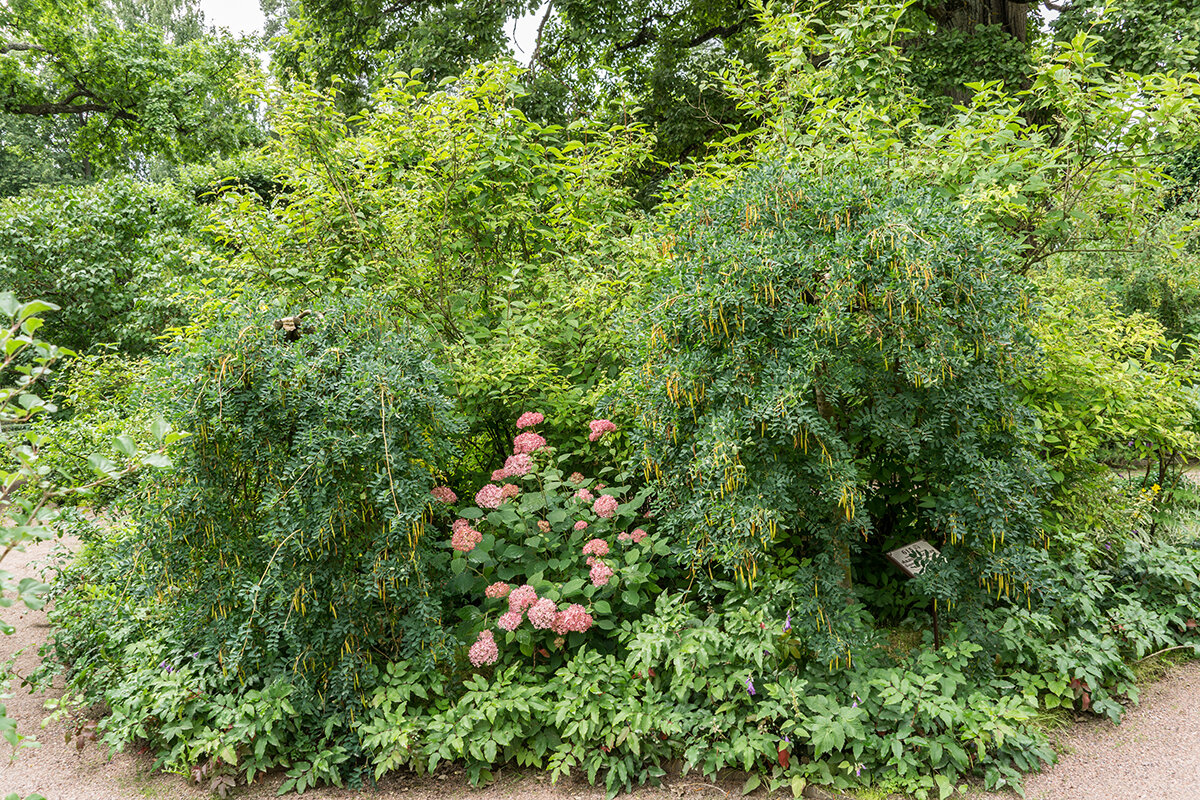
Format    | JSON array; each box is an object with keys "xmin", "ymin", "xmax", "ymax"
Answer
[{"xmin": 0, "ymin": 42, "xmax": 49, "ymax": 54}]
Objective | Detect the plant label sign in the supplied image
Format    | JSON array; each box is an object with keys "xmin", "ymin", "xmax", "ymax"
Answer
[{"xmin": 886, "ymin": 539, "xmax": 941, "ymax": 578}]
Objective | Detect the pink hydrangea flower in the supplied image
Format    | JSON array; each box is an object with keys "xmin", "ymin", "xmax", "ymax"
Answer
[
  {"xmin": 537, "ymin": 520, "xmax": 551, "ymax": 533},
  {"xmin": 569, "ymin": 472, "xmax": 585, "ymax": 484},
  {"xmin": 558, "ymin": 603, "xmax": 594, "ymax": 633},
  {"xmin": 503, "ymin": 453, "xmax": 533, "ymax": 477},
  {"xmin": 501, "ymin": 483, "xmax": 520, "ymax": 499},
  {"xmin": 430, "ymin": 486, "xmax": 457, "ymax": 503},
  {"xmin": 508, "ymin": 584, "xmax": 537, "ymax": 613},
  {"xmin": 617, "ymin": 531, "xmax": 631, "ymax": 542},
  {"xmin": 475, "ymin": 484, "xmax": 504, "ymax": 509},
  {"xmin": 590, "ymin": 560, "xmax": 614, "ymax": 587},
  {"xmin": 513, "ymin": 432, "xmax": 547, "ymax": 454},
  {"xmin": 451, "ymin": 519, "xmax": 482, "ymax": 552},
  {"xmin": 593, "ymin": 495, "xmax": 619, "ymax": 519},
  {"xmin": 451, "ymin": 528, "xmax": 482, "ymax": 552},
  {"xmin": 631, "ymin": 528, "xmax": 648, "ymax": 543},
  {"xmin": 582, "ymin": 538, "xmax": 609, "ymax": 557},
  {"xmin": 498, "ymin": 610, "xmax": 523, "ymax": 631},
  {"xmin": 528, "ymin": 597, "xmax": 559, "ymax": 630},
  {"xmin": 574, "ymin": 488, "xmax": 594, "ymax": 502},
  {"xmin": 516, "ymin": 411, "xmax": 545, "ymax": 429},
  {"xmin": 574, "ymin": 520, "xmax": 589, "ymax": 532},
  {"xmin": 485, "ymin": 582, "xmax": 511, "ymax": 599},
  {"xmin": 491, "ymin": 468, "xmax": 508, "ymax": 481},
  {"xmin": 468, "ymin": 630, "xmax": 499, "ymax": 666},
  {"xmin": 588, "ymin": 419, "xmax": 617, "ymax": 442}
]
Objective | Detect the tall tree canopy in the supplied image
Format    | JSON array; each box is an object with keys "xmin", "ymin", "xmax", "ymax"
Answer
[{"xmin": 0, "ymin": 0, "xmax": 262, "ymax": 184}]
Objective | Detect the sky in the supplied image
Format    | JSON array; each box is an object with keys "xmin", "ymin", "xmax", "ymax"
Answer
[
  {"xmin": 197, "ymin": 0, "xmax": 265, "ymax": 37},
  {"xmin": 196, "ymin": 0, "xmax": 549, "ymax": 64}
]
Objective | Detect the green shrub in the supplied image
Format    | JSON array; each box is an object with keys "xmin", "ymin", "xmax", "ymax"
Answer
[
  {"xmin": 45, "ymin": 296, "xmax": 464, "ymax": 786},
  {"xmin": 0, "ymin": 178, "xmax": 207, "ymax": 354},
  {"xmin": 627, "ymin": 162, "xmax": 1046, "ymax": 658}
]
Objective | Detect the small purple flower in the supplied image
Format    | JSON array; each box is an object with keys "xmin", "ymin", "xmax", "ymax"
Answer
[
  {"xmin": 746, "ymin": 676, "xmax": 756, "ymax": 696},
  {"xmin": 855, "ymin": 764, "xmax": 862, "ymax": 777},
  {"xmin": 783, "ymin": 612, "xmax": 791, "ymax": 632}
]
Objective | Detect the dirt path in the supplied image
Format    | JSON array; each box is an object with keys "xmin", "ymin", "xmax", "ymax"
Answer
[{"xmin": 5, "ymin": 536, "xmax": 1200, "ymax": 800}]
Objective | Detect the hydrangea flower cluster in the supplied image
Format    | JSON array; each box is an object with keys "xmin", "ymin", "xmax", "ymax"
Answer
[
  {"xmin": 516, "ymin": 411, "xmax": 545, "ymax": 429},
  {"xmin": 588, "ymin": 419, "xmax": 616, "ymax": 442},
  {"xmin": 469, "ymin": 630, "xmax": 499, "ymax": 666},
  {"xmin": 503, "ymin": 453, "xmax": 532, "ymax": 477},
  {"xmin": 592, "ymin": 494, "xmax": 618, "ymax": 518},
  {"xmin": 475, "ymin": 484, "xmax": 505, "ymax": 509},
  {"xmin": 451, "ymin": 414, "xmax": 657, "ymax": 670},
  {"xmin": 512, "ymin": 431, "xmax": 547, "ymax": 454},
  {"xmin": 582, "ymin": 538, "xmax": 609, "ymax": 557},
  {"xmin": 430, "ymin": 486, "xmax": 457, "ymax": 503},
  {"xmin": 589, "ymin": 560, "xmax": 614, "ymax": 586},
  {"xmin": 451, "ymin": 519, "xmax": 483, "ymax": 552}
]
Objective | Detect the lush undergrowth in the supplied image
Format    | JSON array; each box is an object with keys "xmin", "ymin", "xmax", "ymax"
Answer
[{"xmin": 7, "ymin": 5, "xmax": 1200, "ymax": 800}]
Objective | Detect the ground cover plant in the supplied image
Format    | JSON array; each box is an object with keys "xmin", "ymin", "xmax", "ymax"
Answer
[{"xmin": 11, "ymin": 2, "xmax": 1200, "ymax": 800}]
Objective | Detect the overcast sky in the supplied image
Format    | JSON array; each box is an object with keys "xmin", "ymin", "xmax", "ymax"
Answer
[{"xmin": 196, "ymin": 0, "xmax": 549, "ymax": 64}]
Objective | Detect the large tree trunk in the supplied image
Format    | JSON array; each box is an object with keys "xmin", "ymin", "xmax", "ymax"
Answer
[{"xmin": 931, "ymin": 0, "xmax": 1029, "ymax": 41}]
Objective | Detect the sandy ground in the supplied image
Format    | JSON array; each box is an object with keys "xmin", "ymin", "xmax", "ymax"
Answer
[{"xmin": 4, "ymin": 536, "xmax": 1200, "ymax": 800}]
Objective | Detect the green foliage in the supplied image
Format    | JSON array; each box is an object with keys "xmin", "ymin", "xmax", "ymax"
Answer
[
  {"xmin": 440, "ymin": 418, "xmax": 666, "ymax": 655},
  {"xmin": 213, "ymin": 62, "xmax": 659, "ymax": 465},
  {"xmin": 717, "ymin": 3, "xmax": 1200, "ymax": 267},
  {"xmin": 1053, "ymin": 0, "xmax": 1200, "ymax": 76},
  {"xmin": 628, "ymin": 163, "xmax": 1044, "ymax": 658},
  {"xmin": 0, "ymin": 0, "xmax": 262, "ymax": 172},
  {"xmin": 1020, "ymin": 271, "xmax": 1200, "ymax": 552},
  {"xmin": 0, "ymin": 178, "xmax": 207, "ymax": 354}
]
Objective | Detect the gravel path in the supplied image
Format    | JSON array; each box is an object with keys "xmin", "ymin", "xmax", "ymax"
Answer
[{"xmin": 5, "ymin": 537, "xmax": 1200, "ymax": 800}]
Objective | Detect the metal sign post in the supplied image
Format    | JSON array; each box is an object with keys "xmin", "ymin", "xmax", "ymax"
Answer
[{"xmin": 885, "ymin": 539, "xmax": 943, "ymax": 649}]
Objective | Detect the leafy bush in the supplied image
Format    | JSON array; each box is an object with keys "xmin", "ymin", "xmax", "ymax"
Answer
[
  {"xmin": 1022, "ymin": 270, "xmax": 1200, "ymax": 551},
  {"xmin": 0, "ymin": 178, "xmax": 208, "ymax": 354},
  {"xmin": 45, "ymin": 296, "xmax": 464, "ymax": 786},
  {"xmin": 210, "ymin": 62, "xmax": 661, "ymax": 468},
  {"xmin": 627, "ymin": 162, "xmax": 1045, "ymax": 659}
]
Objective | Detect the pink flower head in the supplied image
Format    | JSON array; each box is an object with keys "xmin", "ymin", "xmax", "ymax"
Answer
[
  {"xmin": 574, "ymin": 520, "xmax": 589, "ymax": 532},
  {"xmin": 498, "ymin": 610, "xmax": 523, "ymax": 631},
  {"xmin": 582, "ymin": 538, "xmax": 609, "ymax": 557},
  {"xmin": 475, "ymin": 484, "xmax": 504, "ymax": 509},
  {"xmin": 618, "ymin": 531, "xmax": 631, "ymax": 542},
  {"xmin": 558, "ymin": 603, "xmax": 594, "ymax": 633},
  {"xmin": 516, "ymin": 411, "xmax": 545, "ymax": 429},
  {"xmin": 588, "ymin": 419, "xmax": 617, "ymax": 442},
  {"xmin": 593, "ymin": 495, "xmax": 619, "ymax": 519},
  {"xmin": 491, "ymin": 468, "xmax": 508, "ymax": 481},
  {"xmin": 513, "ymin": 431, "xmax": 547, "ymax": 454},
  {"xmin": 508, "ymin": 584, "xmax": 537, "ymax": 613},
  {"xmin": 528, "ymin": 597, "xmax": 559, "ymax": 630},
  {"xmin": 574, "ymin": 488, "xmax": 594, "ymax": 502},
  {"xmin": 631, "ymin": 528, "xmax": 648, "ymax": 543},
  {"xmin": 430, "ymin": 486, "xmax": 457, "ymax": 503},
  {"xmin": 485, "ymin": 582, "xmax": 511, "ymax": 599},
  {"xmin": 590, "ymin": 560, "xmax": 614, "ymax": 587},
  {"xmin": 451, "ymin": 523, "xmax": 482, "ymax": 552},
  {"xmin": 537, "ymin": 520, "xmax": 551, "ymax": 533},
  {"xmin": 468, "ymin": 630, "xmax": 499, "ymax": 666},
  {"xmin": 503, "ymin": 453, "xmax": 533, "ymax": 477},
  {"xmin": 569, "ymin": 472, "xmax": 585, "ymax": 484},
  {"xmin": 501, "ymin": 483, "xmax": 520, "ymax": 499}
]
